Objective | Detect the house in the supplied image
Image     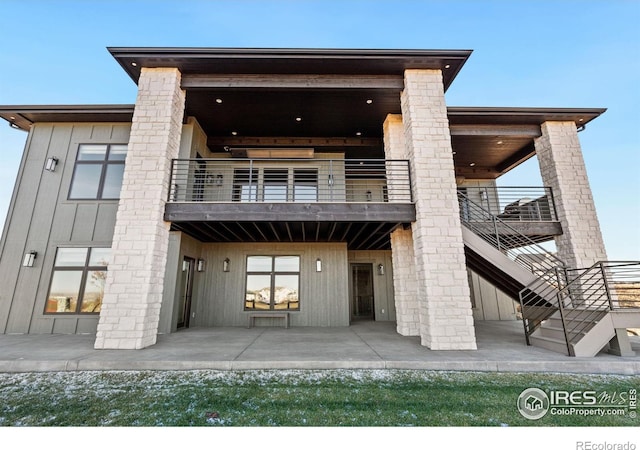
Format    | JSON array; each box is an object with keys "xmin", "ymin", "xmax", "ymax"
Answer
[{"xmin": 0, "ymin": 47, "xmax": 636, "ymax": 355}]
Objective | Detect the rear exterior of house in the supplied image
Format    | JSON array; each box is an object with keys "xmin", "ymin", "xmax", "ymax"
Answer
[{"xmin": 0, "ymin": 47, "xmax": 635, "ymax": 356}]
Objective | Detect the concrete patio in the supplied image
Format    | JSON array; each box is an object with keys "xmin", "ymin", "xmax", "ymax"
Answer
[{"xmin": 0, "ymin": 321, "xmax": 638, "ymax": 374}]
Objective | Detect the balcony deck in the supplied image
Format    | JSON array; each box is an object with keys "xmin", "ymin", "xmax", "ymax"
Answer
[{"xmin": 165, "ymin": 158, "xmax": 415, "ymax": 249}]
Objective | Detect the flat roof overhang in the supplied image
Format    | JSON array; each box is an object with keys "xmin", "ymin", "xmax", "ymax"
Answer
[
  {"xmin": 108, "ymin": 47, "xmax": 473, "ymax": 91},
  {"xmin": 165, "ymin": 203, "xmax": 415, "ymax": 251},
  {"xmin": 0, "ymin": 104, "xmax": 135, "ymax": 131}
]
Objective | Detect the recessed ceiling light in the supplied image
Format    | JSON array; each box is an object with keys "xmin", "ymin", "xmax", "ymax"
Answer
[
  {"xmin": 9, "ymin": 116, "xmax": 15, "ymax": 120},
  {"xmin": 444, "ymin": 64, "xmax": 451, "ymax": 69},
  {"xmin": 366, "ymin": 99, "xmax": 373, "ymax": 104},
  {"xmin": 295, "ymin": 117, "xmax": 302, "ymax": 122},
  {"xmin": 452, "ymin": 151, "xmax": 457, "ymax": 155},
  {"xmin": 131, "ymin": 62, "xmax": 137, "ymax": 67},
  {"xmin": 231, "ymin": 131, "xmax": 238, "ymax": 136},
  {"xmin": 215, "ymin": 98, "xmax": 223, "ymax": 104},
  {"xmin": 497, "ymin": 140, "xmax": 503, "ymax": 145},
  {"xmin": 579, "ymin": 118, "xmax": 584, "ymax": 122},
  {"xmin": 356, "ymin": 132, "xmax": 362, "ymax": 136},
  {"xmin": 470, "ymin": 162, "xmax": 476, "ymax": 167}
]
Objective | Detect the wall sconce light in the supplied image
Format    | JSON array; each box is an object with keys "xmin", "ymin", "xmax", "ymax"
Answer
[
  {"xmin": 328, "ymin": 174, "xmax": 334, "ymax": 186},
  {"xmin": 377, "ymin": 263, "xmax": 385, "ymax": 276},
  {"xmin": 223, "ymin": 258, "xmax": 230, "ymax": 272},
  {"xmin": 479, "ymin": 190, "xmax": 487, "ymax": 201},
  {"xmin": 45, "ymin": 157, "xmax": 59, "ymax": 172},
  {"xmin": 182, "ymin": 260, "xmax": 188, "ymax": 272},
  {"xmin": 216, "ymin": 174, "xmax": 223, "ymax": 186},
  {"xmin": 23, "ymin": 251, "xmax": 37, "ymax": 267},
  {"xmin": 197, "ymin": 259, "xmax": 206, "ymax": 272},
  {"xmin": 366, "ymin": 190, "xmax": 372, "ymax": 202},
  {"xmin": 316, "ymin": 258, "xmax": 322, "ymax": 272}
]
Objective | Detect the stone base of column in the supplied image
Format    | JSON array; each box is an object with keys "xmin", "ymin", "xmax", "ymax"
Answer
[{"xmin": 390, "ymin": 228, "xmax": 420, "ymax": 336}]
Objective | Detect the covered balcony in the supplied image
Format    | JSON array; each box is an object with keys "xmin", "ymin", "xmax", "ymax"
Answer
[{"xmin": 164, "ymin": 157, "xmax": 415, "ymax": 250}]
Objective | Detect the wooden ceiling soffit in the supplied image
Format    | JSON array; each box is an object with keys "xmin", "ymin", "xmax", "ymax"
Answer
[
  {"xmin": 182, "ymin": 74, "xmax": 404, "ymax": 90},
  {"xmin": 208, "ymin": 136, "xmax": 382, "ymax": 147},
  {"xmin": 495, "ymin": 142, "xmax": 537, "ymax": 173},
  {"xmin": 449, "ymin": 124, "xmax": 541, "ymax": 137}
]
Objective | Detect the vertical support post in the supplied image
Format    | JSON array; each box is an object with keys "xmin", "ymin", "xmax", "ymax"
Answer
[
  {"xmin": 400, "ymin": 70, "xmax": 476, "ymax": 350},
  {"xmin": 95, "ymin": 68, "xmax": 185, "ymax": 350}
]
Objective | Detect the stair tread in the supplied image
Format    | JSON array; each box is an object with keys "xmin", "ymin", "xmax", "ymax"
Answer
[
  {"xmin": 539, "ymin": 325, "xmax": 587, "ymax": 335},
  {"xmin": 530, "ymin": 334, "xmax": 566, "ymax": 344}
]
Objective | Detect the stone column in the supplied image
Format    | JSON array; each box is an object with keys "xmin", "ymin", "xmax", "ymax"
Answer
[
  {"xmin": 95, "ymin": 68, "xmax": 185, "ymax": 349},
  {"xmin": 535, "ymin": 121, "xmax": 608, "ymax": 270},
  {"xmin": 383, "ymin": 114, "xmax": 419, "ymax": 336},
  {"xmin": 400, "ymin": 69, "xmax": 476, "ymax": 350}
]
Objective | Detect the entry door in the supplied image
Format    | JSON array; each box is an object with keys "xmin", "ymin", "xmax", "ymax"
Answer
[
  {"xmin": 351, "ymin": 264, "xmax": 374, "ymax": 320},
  {"xmin": 177, "ymin": 256, "xmax": 195, "ymax": 328}
]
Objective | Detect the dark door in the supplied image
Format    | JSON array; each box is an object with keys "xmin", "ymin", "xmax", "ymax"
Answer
[
  {"xmin": 177, "ymin": 256, "xmax": 195, "ymax": 328},
  {"xmin": 351, "ymin": 263, "xmax": 374, "ymax": 321}
]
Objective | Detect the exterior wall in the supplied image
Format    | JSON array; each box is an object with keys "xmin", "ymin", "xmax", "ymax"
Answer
[
  {"xmin": 534, "ymin": 121, "xmax": 607, "ymax": 269},
  {"xmin": 158, "ymin": 231, "xmax": 203, "ymax": 333},
  {"xmin": 401, "ymin": 69, "xmax": 477, "ymax": 350},
  {"xmin": 193, "ymin": 242, "xmax": 349, "ymax": 327},
  {"xmin": 347, "ymin": 250, "xmax": 396, "ymax": 322},
  {"xmin": 467, "ymin": 268, "xmax": 518, "ymax": 321},
  {"xmin": 0, "ymin": 122, "xmax": 130, "ymax": 334},
  {"xmin": 95, "ymin": 68, "xmax": 186, "ymax": 349}
]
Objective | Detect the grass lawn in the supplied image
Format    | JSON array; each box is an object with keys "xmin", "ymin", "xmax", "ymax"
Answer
[{"xmin": 0, "ymin": 370, "xmax": 638, "ymax": 426}]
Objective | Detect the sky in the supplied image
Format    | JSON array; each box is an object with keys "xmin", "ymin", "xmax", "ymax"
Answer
[{"xmin": 0, "ymin": 0, "xmax": 638, "ymax": 261}]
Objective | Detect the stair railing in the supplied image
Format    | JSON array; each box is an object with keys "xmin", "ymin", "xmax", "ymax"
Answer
[
  {"xmin": 541, "ymin": 261, "xmax": 640, "ymax": 356},
  {"xmin": 457, "ymin": 191, "xmax": 564, "ymax": 273},
  {"xmin": 457, "ymin": 191, "xmax": 568, "ymax": 344}
]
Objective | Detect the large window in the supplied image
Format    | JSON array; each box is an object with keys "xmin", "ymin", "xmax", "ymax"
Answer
[
  {"xmin": 69, "ymin": 144, "xmax": 127, "ymax": 200},
  {"xmin": 232, "ymin": 167, "xmax": 318, "ymax": 202},
  {"xmin": 45, "ymin": 247, "xmax": 110, "ymax": 314},
  {"xmin": 245, "ymin": 256, "xmax": 300, "ymax": 310}
]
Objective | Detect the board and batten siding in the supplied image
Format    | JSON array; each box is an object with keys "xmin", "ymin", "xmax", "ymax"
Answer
[
  {"xmin": 467, "ymin": 268, "xmax": 519, "ymax": 321},
  {"xmin": 191, "ymin": 242, "xmax": 350, "ymax": 327},
  {"xmin": 0, "ymin": 123, "xmax": 131, "ymax": 334},
  {"xmin": 347, "ymin": 250, "xmax": 396, "ymax": 321}
]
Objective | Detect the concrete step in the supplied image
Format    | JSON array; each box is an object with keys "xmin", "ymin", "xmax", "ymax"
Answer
[
  {"xmin": 530, "ymin": 335, "xmax": 570, "ymax": 355},
  {"xmin": 537, "ymin": 325, "xmax": 585, "ymax": 341}
]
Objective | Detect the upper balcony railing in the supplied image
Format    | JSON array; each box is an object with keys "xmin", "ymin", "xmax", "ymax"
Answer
[
  {"xmin": 168, "ymin": 158, "xmax": 413, "ymax": 204},
  {"xmin": 458, "ymin": 186, "xmax": 558, "ymax": 222}
]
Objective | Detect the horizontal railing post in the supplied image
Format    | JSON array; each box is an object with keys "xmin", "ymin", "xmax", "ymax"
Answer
[{"xmin": 166, "ymin": 158, "xmax": 413, "ymax": 205}]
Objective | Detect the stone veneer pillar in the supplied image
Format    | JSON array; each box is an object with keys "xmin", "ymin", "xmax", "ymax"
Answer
[
  {"xmin": 535, "ymin": 121, "xmax": 608, "ymax": 269},
  {"xmin": 95, "ymin": 68, "xmax": 185, "ymax": 349},
  {"xmin": 383, "ymin": 114, "xmax": 419, "ymax": 336},
  {"xmin": 400, "ymin": 69, "xmax": 476, "ymax": 350}
]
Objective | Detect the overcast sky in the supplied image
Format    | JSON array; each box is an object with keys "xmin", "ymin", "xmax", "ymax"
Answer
[{"xmin": 0, "ymin": 0, "xmax": 638, "ymax": 260}]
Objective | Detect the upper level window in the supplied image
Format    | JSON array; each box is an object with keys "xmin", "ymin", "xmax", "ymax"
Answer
[
  {"xmin": 69, "ymin": 144, "xmax": 127, "ymax": 200},
  {"xmin": 232, "ymin": 167, "xmax": 318, "ymax": 203},
  {"xmin": 45, "ymin": 247, "xmax": 110, "ymax": 314}
]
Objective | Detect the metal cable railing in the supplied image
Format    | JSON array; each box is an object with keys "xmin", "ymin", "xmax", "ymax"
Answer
[
  {"xmin": 168, "ymin": 158, "xmax": 413, "ymax": 204},
  {"xmin": 457, "ymin": 190, "xmax": 567, "ymax": 343},
  {"xmin": 459, "ymin": 186, "xmax": 558, "ymax": 222},
  {"xmin": 548, "ymin": 261, "xmax": 640, "ymax": 355},
  {"xmin": 457, "ymin": 190, "xmax": 564, "ymax": 272}
]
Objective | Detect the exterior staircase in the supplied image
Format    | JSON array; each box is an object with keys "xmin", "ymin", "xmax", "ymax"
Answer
[{"xmin": 458, "ymin": 190, "xmax": 640, "ymax": 357}]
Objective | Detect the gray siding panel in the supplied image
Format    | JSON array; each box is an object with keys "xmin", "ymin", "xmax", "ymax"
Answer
[
  {"xmin": 194, "ymin": 243, "xmax": 349, "ymax": 327},
  {"xmin": 71, "ymin": 204, "xmax": 98, "ymax": 242},
  {"xmin": 93, "ymin": 204, "xmax": 119, "ymax": 241},
  {"xmin": 0, "ymin": 122, "xmax": 131, "ymax": 334},
  {"xmin": 347, "ymin": 250, "xmax": 396, "ymax": 322}
]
